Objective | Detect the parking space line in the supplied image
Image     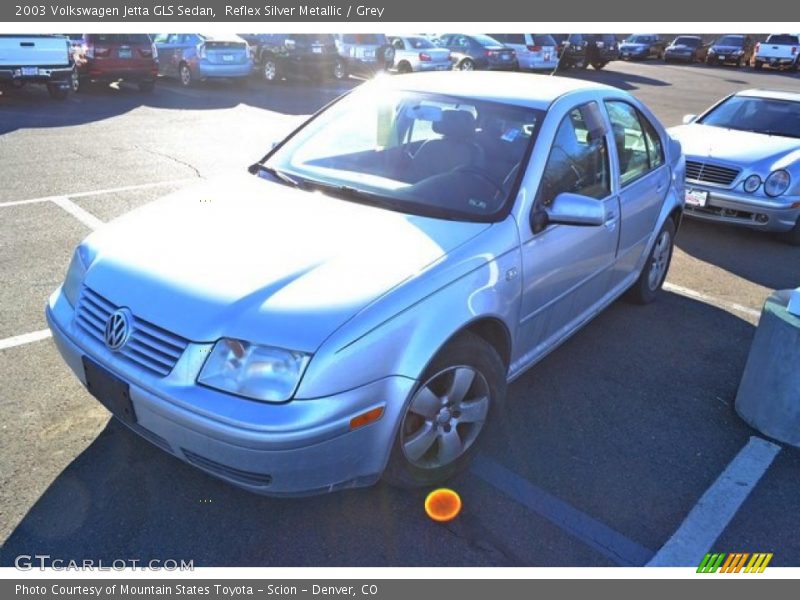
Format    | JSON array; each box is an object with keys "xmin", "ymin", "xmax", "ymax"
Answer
[
  {"xmin": 471, "ymin": 454, "xmax": 655, "ymax": 566},
  {"xmin": 648, "ymin": 436, "xmax": 781, "ymax": 567},
  {"xmin": 51, "ymin": 196, "xmax": 104, "ymax": 230},
  {"xmin": 0, "ymin": 329, "xmax": 52, "ymax": 351},
  {"xmin": 664, "ymin": 282, "xmax": 762, "ymax": 320},
  {"xmin": 0, "ymin": 178, "xmax": 198, "ymax": 208}
]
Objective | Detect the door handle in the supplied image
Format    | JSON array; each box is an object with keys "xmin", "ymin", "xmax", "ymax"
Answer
[{"xmin": 605, "ymin": 212, "xmax": 618, "ymax": 229}]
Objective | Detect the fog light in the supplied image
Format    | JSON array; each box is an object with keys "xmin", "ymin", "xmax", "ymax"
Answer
[
  {"xmin": 756, "ymin": 214, "xmax": 769, "ymax": 223},
  {"xmin": 349, "ymin": 406, "xmax": 384, "ymax": 430},
  {"xmin": 743, "ymin": 174, "xmax": 761, "ymax": 193}
]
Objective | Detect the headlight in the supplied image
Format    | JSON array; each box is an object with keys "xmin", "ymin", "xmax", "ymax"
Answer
[
  {"xmin": 743, "ymin": 174, "xmax": 761, "ymax": 193},
  {"xmin": 198, "ymin": 338, "xmax": 311, "ymax": 402},
  {"xmin": 63, "ymin": 245, "xmax": 91, "ymax": 307},
  {"xmin": 764, "ymin": 170, "xmax": 791, "ymax": 197}
]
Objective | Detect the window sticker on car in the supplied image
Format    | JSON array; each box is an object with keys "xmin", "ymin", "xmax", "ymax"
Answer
[
  {"xmin": 468, "ymin": 198, "xmax": 488, "ymax": 210},
  {"xmin": 501, "ymin": 127, "xmax": 520, "ymax": 142}
]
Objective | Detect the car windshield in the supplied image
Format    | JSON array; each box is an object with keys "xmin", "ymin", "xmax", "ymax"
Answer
[
  {"xmin": 532, "ymin": 34, "xmax": 556, "ymax": 46},
  {"xmin": 263, "ymin": 87, "xmax": 543, "ymax": 222},
  {"xmin": 699, "ymin": 96, "xmax": 800, "ymax": 138},
  {"xmin": 715, "ymin": 36, "xmax": 744, "ymax": 46},
  {"xmin": 626, "ymin": 35, "xmax": 652, "ymax": 44},
  {"xmin": 767, "ymin": 34, "xmax": 800, "ymax": 45},
  {"xmin": 406, "ymin": 37, "xmax": 435, "ymax": 49},
  {"xmin": 341, "ymin": 34, "xmax": 383, "ymax": 45},
  {"xmin": 673, "ymin": 37, "xmax": 700, "ymax": 47}
]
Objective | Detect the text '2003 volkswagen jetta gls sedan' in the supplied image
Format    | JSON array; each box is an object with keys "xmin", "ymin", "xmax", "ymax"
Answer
[{"xmin": 47, "ymin": 72, "xmax": 684, "ymax": 495}]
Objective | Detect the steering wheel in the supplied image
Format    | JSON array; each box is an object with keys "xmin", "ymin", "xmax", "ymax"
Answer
[
  {"xmin": 452, "ymin": 165, "xmax": 505, "ymax": 195},
  {"xmin": 549, "ymin": 146, "xmax": 588, "ymax": 188}
]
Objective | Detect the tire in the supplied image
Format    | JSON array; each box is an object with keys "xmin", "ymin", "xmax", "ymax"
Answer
[
  {"xmin": 262, "ymin": 56, "xmax": 280, "ymax": 83},
  {"xmin": 397, "ymin": 61, "xmax": 412, "ymax": 74},
  {"xmin": 736, "ymin": 57, "xmax": 743, "ymax": 68},
  {"xmin": 178, "ymin": 63, "xmax": 193, "ymax": 87},
  {"xmin": 382, "ymin": 331, "xmax": 507, "ymax": 488},
  {"xmin": 138, "ymin": 79, "xmax": 155, "ymax": 93},
  {"xmin": 70, "ymin": 68, "xmax": 80, "ymax": 93},
  {"xmin": 626, "ymin": 219, "xmax": 676, "ymax": 305},
  {"xmin": 47, "ymin": 84, "xmax": 68, "ymax": 100},
  {"xmin": 458, "ymin": 58, "xmax": 475, "ymax": 71},
  {"xmin": 592, "ymin": 61, "xmax": 607, "ymax": 70},
  {"xmin": 754, "ymin": 60, "xmax": 763, "ymax": 70},
  {"xmin": 332, "ymin": 59, "xmax": 347, "ymax": 81},
  {"xmin": 778, "ymin": 218, "xmax": 800, "ymax": 246}
]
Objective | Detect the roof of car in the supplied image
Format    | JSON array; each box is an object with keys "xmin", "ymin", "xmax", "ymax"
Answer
[
  {"xmin": 370, "ymin": 71, "xmax": 618, "ymax": 109},
  {"xmin": 737, "ymin": 89, "xmax": 800, "ymax": 102}
]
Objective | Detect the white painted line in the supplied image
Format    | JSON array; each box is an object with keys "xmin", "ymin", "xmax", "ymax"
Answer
[
  {"xmin": 0, "ymin": 178, "xmax": 197, "ymax": 208},
  {"xmin": 0, "ymin": 329, "xmax": 52, "ymax": 351},
  {"xmin": 51, "ymin": 196, "xmax": 104, "ymax": 230},
  {"xmin": 648, "ymin": 436, "xmax": 781, "ymax": 567},
  {"xmin": 664, "ymin": 282, "xmax": 762, "ymax": 320}
]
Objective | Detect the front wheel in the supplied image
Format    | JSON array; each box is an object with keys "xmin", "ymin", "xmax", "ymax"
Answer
[
  {"xmin": 626, "ymin": 219, "xmax": 676, "ymax": 305},
  {"xmin": 382, "ymin": 332, "xmax": 507, "ymax": 488},
  {"xmin": 179, "ymin": 63, "xmax": 193, "ymax": 87},
  {"xmin": 332, "ymin": 59, "xmax": 347, "ymax": 81}
]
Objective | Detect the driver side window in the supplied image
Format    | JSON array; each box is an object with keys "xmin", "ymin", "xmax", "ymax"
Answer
[{"xmin": 536, "ymin": 103, "xmax": 610, "ymax": 207}]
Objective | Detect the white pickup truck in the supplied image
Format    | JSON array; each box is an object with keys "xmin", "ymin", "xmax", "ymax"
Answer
[
  {"xmin": 754, "ymin": 33, "xmax": 800, "ymax": 71},
  {"xmin": 0, "ymin": 35, "xmax": 74, "ymax": 99}
]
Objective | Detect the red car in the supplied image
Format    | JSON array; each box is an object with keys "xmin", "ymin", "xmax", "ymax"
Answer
[{"xmin": 72, "ymin": 34, "xmax": 158, "ymax": 92}]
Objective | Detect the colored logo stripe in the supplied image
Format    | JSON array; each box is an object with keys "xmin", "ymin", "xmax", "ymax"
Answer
[{"xmin": 697, "ymin": 552, "xmax": 773, "ymax": 573}]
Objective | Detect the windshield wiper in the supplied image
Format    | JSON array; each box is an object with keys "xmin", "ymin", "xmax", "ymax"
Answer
[
  {"xmin": 301, "ymin": 179, "xmax": 406, "ymax": 210},
  {"xmin": 250, "ymin": 163, "xmax": 300, "ymax": 187}
]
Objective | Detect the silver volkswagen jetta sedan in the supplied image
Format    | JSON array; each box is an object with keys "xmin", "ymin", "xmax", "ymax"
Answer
[{"xmin": 47, "ymin": 73, "xmax": 684, "ymax": 495}]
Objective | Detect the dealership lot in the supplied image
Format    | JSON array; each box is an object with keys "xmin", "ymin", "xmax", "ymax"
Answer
[{"xmin": 1, "ymin": 61, "xmax": 799, "ymax": 567}]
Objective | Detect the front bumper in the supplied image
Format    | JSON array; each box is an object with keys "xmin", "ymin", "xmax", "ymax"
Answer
[
  {"xmin": 665, "ymin": 51, "xmax": 693, "ymax": 62},
  {"xmin": 0, "ymin": 64, "xmax": 72, "ymax": 85},
  {"xmin": 620, "ymin": 48, "xmax": 648, "ymax": 59},
  {"xmin": 683, "ymin": 182, "xmax": 800, "ymax": 232},
  {"xmin": 46, "ymin": 287, "xmax": 415, "ymax": 496}
]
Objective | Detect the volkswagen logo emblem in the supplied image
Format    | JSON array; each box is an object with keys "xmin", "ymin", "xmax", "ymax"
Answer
[{"xmin": 104, "ymin": 308, "xmax": 132, "ymax": 351}]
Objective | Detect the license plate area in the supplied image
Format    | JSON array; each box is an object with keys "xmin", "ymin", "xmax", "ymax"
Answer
[
  {"xmin": 685, "ymin": 189, "xmax": 709, "ymax": 207},
  {"xmin": 83, "ymin": 357, "xmax": 137, "ymax": 425},
  {"xmin": 118, "ymin": 47, "xmax": 132, "ymax": 59},
  {"xmin": 222, "ymin": 54, "xmax": 234, "ymax": 61},
  {"xmin": 21, "ymin": 66, "xmax": 38, "ymax": 76}
]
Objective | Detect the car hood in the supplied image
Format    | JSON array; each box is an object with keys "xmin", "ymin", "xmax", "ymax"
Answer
[
  {"xmin": 668, "ymin": 124, "xmax": 800, "ymax": 169},
  {"xmin": 83, "ymin": 174, "xmax": 490, "ymax": 352}
]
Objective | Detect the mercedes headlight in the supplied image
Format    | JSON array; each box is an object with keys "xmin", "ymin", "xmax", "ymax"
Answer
[
  {"xmin": 63, "ymin": 245, "xmax": 92, "ymax": 307},
  {"xmin": 198, "ymin": 338, "xmax": 311, "ymax": 402},
  {"xmin": 764, "ymin": 170, "xmax": 791, "ymax": 197},
  {"xmin": 743, "ymin": 174, "xmax": 761, "ymax": 193}
]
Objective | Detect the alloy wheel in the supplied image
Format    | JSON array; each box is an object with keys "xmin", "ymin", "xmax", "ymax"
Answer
[
  {"xmin": 263, "ymin": 60, "xmax": 277, "ymax": 81},
  {"xmin": 648, "ymin": 229, "xmax": 672, "ymax": 290},
  {"xmin": 401, "ymin": 366, "xmax": 490, "ymax": 469}
]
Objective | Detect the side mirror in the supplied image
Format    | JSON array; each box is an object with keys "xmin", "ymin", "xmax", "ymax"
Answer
[
  {"xmin": 532, "ymin": 192, "xmax": 605, "ymax": 232},
  {"xmin": 682, "ymin": 114, "xmax": 697, "ymax": 125},
  {"xmin": 669, "ymin": 137, "xmax": 682, "ymax": 163}
]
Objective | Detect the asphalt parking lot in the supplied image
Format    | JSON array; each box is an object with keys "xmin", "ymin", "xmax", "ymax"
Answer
[{"xmin": 1, "ymin": 60, "xmax": 799, "ymax": 568}]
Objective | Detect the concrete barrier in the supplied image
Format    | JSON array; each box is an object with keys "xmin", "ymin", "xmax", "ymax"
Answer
[{"xmin": 735, "ymin": 288, "xmax": 800, "ymax": 448}]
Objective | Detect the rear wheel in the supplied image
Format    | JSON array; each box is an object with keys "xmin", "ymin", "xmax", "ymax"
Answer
[
  {"xmin": 382, "ymin": 332, "xmax": 507, "ymax": 488},
  {"xmin": 179, "ymin": 63, "xmax": 193, "ymax": 87},
  {"xmin": 47, "ymin": 84, "xmax": 68, "ymax": 100},
  {"xmin": 70, "ymin": 68, "xmax": 80, "ymax": 93},
  {"xmin": 592, "ymin": 61, "xmax": 607, "ymax": 70},
  {"xmin": 754, "ymin": 60, "xmax": 763, "ymax": 70},
  {"xmin": 262, "ymin": 57, "xmax": 280, "ymax": 83},
  {"xmin": 397, "ymin": 61, "xmax": 412, "ymax": 74},
  {"xmin": 458, "ymin": 58, "xmax": 475, "ymax": 71},
  {"xmin": 333, "ymin": 59, "xmax": 347, "ymax": 81},
  {"xmin": 626, "ymin": 219, "xmax": 676, "ymax": 304}
]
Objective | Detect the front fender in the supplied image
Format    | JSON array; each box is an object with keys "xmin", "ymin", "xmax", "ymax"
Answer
[{"xmin": 295, "ymin": 218, "xmax": 523, "ymax": 399}]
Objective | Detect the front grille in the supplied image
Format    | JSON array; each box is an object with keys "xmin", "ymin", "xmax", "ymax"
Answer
[
  {"xmin": 685, "ymin": 160, "xmax": 740, "ymax": 187},
  {"xmin": 182, "ymin": 449, "xmax": 273, "ymax": 487},
  {"xmin": 75, "ymin": 286, "xmax": 188, "ymax": 377}
]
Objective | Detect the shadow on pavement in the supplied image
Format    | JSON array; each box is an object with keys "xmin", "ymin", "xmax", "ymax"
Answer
[
  {"xmin": 0, "ymin": 76, "xmax": 360, "ymax": 135},
  {"xmin": 559, "ymin": 64, "xmax": 670, "ymax": 90},
  {"xmin": 1, "ymin": 291, "xmax": 779, "ymax": 566},
  {"xmin": 676, "ymin": 219, "xmax": 800, "ymax": 291}
]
